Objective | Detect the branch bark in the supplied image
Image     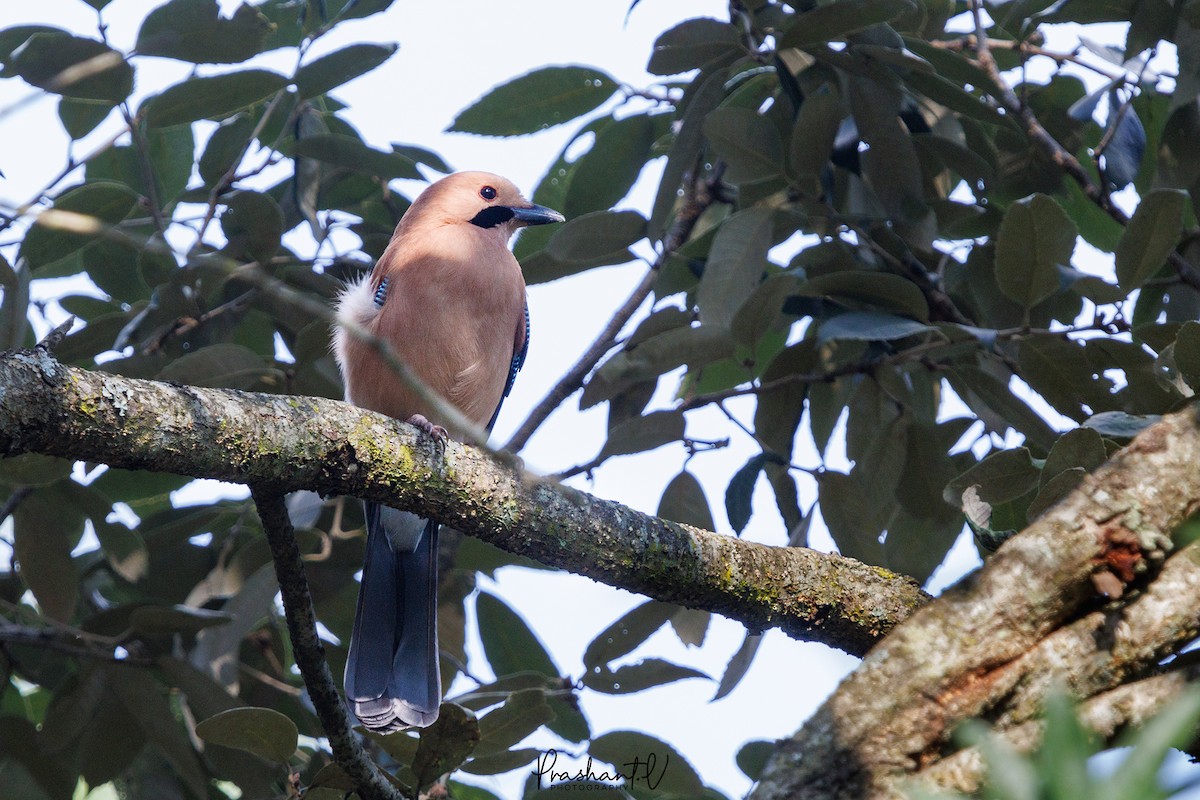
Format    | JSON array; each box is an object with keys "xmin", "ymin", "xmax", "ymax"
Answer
[
  {"xmin": 752, "ymin": 406, "xmax": 1200, "ymax": 799},
  {"xmin": 0, "ymin": 348, "xmax": 928, "ymax": 656},
  {"xmin": 251, "ymin": 488, "xmax": 401, "ymax": 800}
]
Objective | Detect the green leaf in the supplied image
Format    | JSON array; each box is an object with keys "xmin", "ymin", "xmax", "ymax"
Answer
[
  {"xmin": 583, "ymin": 600, "xmax": 677, "ymax": 670},
  {"xmin": 136, "ymin": 0, "xmax": 272, "ymax": 64},
  {"xmin": 1042, "ymin": 427, "xmax": 1107, "ymax": 488},
  {"xmin": 779, "ymin": 0, "xmax": 918, "ymax": 48},
  {"xmin": 411, "ymin": 703, "xmax": 479, "ymax": 789},
  {"xmin": 21, "ymin": 181, "xmax": 138, "ymax": 270},
  {"xmin": 713, "ymin": 631, "xmax": 762, "ymax": 700},
  {"xmin": 583, "ymin": 659, "xmax": 709, "ymax": 694},
  {"xmin": 220, "ymin": 190, "xmax": 284, "ymax": 263},
  {"xmin": 598, "ymin": 410, "xmax": 685, "ymax": 459},
  {"xmin": 1018, "ymin": 334, "xmax": 1111, "ymax": 421},
  {"xmin": 146, "ymin": 69, "xmax": 288, "ymax": 127},
  {"xmin": 460, "ymin": 748, "xmax": 541, "ymax": 776},
  {"xmin": 476, "ymin": 592, "xmax": 559, "ymax": 679},
  {"xmin": 1174, "ymin": 321, "xmax": 1200, "ymax": 391},
  {"xmin": 669, "ymin": 607, "xmax": 711, "ymax": 647},
  {"xmin": 1060, "ymin": 179, "xmax": 1123, "ymax": 252},
  {"xmin": 57, "ymin": 97, "xmax": 113, "ymax": 140},
  {"xmin": 1082, "ymin": 410, "xmax": 1160, "ymax": 440},
  {"xmin": 156, "ymin": 343, "xmax": 272, "ymax": 390},
  {"xmin": 961, "ymin": 722, "xmax": 1039, "ymax": 800},
  {"xmin": 564, "ymin": 114, "xmax": 659, "ymax": 218},
  {"xmin": 10, "ymin": 33, "xmax": 132, "ymax": 102},
  {"xmin": 1099, "ymin": 689, "xmax": 1200, "ymax": 800},
  {"xmin": 0, "ymin": 454, "xmax": 71, "ymax": 487},
  {"xmin": 195, "ymin": 707, "xmax": 298, "ymax": 764},
  {"xmin": 295, "ymin": 43, "xmax": 398, "ymax": 99},
  {"xmin": 291, "ymin": 133, "xmax": 422, "ymax": 180},
  {"xmin": 704, "ymin": 107, "xmax": 783, "ymax": 184},
  {"xmin": 199, "ymin": 113, "xmax": 256, "ymax": 186},
  {"xmin": 13, "ymin": 487, "xmax": 80, "ymax": 622},
  {"xmin": 475, "ymin": 593, "xmax": 587, "ymax": 743},
  {"xmin": 108, "ymin": 665, "xmax": 208, "ymax": 797},
  {"xmin": 994, "ymin": 193, "xmax": 1077, "ymax": 309},
  {"xmin": 732, "ymin": 273, "xmax": 801, "ymax": 351},
  {"xmin": 649, "ymin": 68, "xmax": 724, "ymax": 239},
  {"xmin": 545, "ymin": 210, "xmax": 646, "ymax": 264},
  {"xmin": 726, "ymin": 453, "xmax": 769, "ymax": 535},
  {"xmin": 589, "ymin": 731, "xmax": 704, "ymax": 797},
  {"xmin": 1026, "ymin": 467, "xmax": 1085, "ymax": 521},
  {"xmin": 1115, "ymin": 189, "xmax": 1186, "ymax": 291},
  {"xmin": 789, "ymin": 83, "xmax": 844, "ymax": 181},
  {"xmin": 449, "ymin": 65, "xmax": 618, "ymax": 136},
  {"xmin": 147, "ymin": 122, "xmax": 195, "ymax": 202},
  {"xmin": 657, "ymin": 470, "xmax": 716, "ymax": 531},
  {"xmin": 737, "ymin": 740, "xmax": 775, "ymax": 782},
  {"xmin": 128, "ymin": 605, "xmax": 233, "ymax": 635},
  {"xmin": 799, "ymin": 272, "xmax": 930, "ymax": 321},
  {"xmin": 1039, "ymin": 690, "xmax": 1096, "ymax": 800},
  {"xmin": 308, "ymin": 762, "xmax": 356, "ymax": 791},
  {"xmin": 817, "ymin": 311, "xmax": 936, "ymax": 343},
  {"xmin": 882, "ymin": 505, "xmax": 964, "ymax": 584},
  {"xmin": 580, "ymin": 324, "xmax": 735, "ymax": 409},
  {"xmin": 697, "ymin": 207, "xmax": 774, "ymax": 328},
  {"xmin": 944, "ymin": 448, "xmax": 1039, "ymax": 506},
  {"xmin": 474, "ymin": 689, "xmax": 554, "ymax": 756},
  {"xmin": 647, "ymin": 17, "xmax": 742, "ymax": 75}
]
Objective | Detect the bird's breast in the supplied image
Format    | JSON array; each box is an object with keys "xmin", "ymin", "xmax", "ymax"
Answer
[{"xmin": 333, "ymin": 232, "xmax": 525, "ymax": 433}]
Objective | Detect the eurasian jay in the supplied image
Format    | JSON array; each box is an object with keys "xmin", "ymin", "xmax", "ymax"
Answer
[{"xmin": 332, "ymin": 171, "xmax": 563, "ymax": 731}]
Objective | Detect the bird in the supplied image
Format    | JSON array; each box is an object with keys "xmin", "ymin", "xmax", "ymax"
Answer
[{"xmin": 332, "ymin": 171, "xmax": 563, "ymax": 732}]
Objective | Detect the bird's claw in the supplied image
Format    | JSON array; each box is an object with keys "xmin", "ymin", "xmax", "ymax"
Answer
[{"xmin": 406, "ymin": 414, "xmax": 448, "ymax": 444}]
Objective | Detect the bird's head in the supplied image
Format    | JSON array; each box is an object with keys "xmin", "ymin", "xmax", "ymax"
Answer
[{"xmin": 410, "ymin": 171, "xmax": 564, "ymax": 236}]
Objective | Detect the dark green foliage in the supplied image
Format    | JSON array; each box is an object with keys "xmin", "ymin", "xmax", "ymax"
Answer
[{"xmin": 2, "ymin": 0, "xmax": 1200, "ymax": 797}]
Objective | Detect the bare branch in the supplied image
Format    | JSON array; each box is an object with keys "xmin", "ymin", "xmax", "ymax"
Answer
[{"xmin": 251, "ymin": 488, "xmax": 401, "ymax": 800}]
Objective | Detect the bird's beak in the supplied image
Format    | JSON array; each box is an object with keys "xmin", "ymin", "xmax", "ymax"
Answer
[{"xmin": 510, "ymin": 203, "xmax": 565, "ymax": 226}]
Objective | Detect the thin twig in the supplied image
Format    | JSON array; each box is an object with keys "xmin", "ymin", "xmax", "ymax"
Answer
[
  {"xmin": 142, "ymin": 290, "xmax": 258, "ymax": 354},
  {"xmin": 932, "ymin": 36, "xmax": 1127, "ymax": 82},
  {"xmin": 190, "ymin": 90, "xmax": 289, "ymax": 254},
  {"xmin": 0, "ymin": 622, "xmax": 151, "ymax": 666},
  {"xmin": 36, "ymin": 316, "xmax": 77, "ymax": 352},
  {"xmin": 0, "ymin": 488, "xmax": 32, "ymax": 527},
  {"xmin": 250, "ymin": 487, "xmax": 401, "ymax": 800},
  {"xmin": 0, "ymin": 129, "xmax": 129, "ymax": 238}
]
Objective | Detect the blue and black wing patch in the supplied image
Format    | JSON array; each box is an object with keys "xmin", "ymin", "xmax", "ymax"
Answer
[
  {"xmin": 504, "ymin": 302, "xmax": 530, "ymax": 399},
  {"xmin": 373, "ymin": 277, "xmax": 390, "ymax": 308},
  {"xmin": 487, "ymin": 302, "xmax": 530, "ymax": 432}
]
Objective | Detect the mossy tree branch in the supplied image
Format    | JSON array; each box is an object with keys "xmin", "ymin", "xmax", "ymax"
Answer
[{"xmin": 0, "ymin": 348, "xmax": 928, "ymax": 657}]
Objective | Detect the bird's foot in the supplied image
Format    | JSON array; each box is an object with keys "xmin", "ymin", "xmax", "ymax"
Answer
[{"xmin": 406, "ymin": 414, "xmax": 448, "ymax": 443}]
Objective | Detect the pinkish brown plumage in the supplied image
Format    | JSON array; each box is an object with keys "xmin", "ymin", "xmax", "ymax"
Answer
[{"xmin": 333, "ymin": 171, "xmax": 562, "ymax": 731}]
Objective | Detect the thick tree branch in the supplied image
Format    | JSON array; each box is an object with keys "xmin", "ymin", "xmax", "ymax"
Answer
[
  {"xmin": 250, "ymin": 488, "xmax": 401, "ymax": 800},
  {"xmin": 914, "ymin": 664, "xmax": 1200, "ymax": 794},
  {"xmin": 752, "ymin": 406, "xmax": 1200, "ymax": 799},
  {"xmin": 0, "ymin": 349, "xmax": 928, "ymax": 656}
]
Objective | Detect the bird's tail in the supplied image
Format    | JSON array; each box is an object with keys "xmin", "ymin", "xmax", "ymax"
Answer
[{"xmin": 344, "ymin": 502, "xmax": 441, "ymax": 731}]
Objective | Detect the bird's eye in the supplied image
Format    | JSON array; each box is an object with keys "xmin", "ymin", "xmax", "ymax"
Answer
[{"xmin": 480, "ymin": 186, "xmax": 497, "ymax": 201}]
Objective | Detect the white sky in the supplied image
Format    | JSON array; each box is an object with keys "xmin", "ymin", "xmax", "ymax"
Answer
[{"xmin": 5, "ymin": 2, "xmax": 1184, "ymax": 798}]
